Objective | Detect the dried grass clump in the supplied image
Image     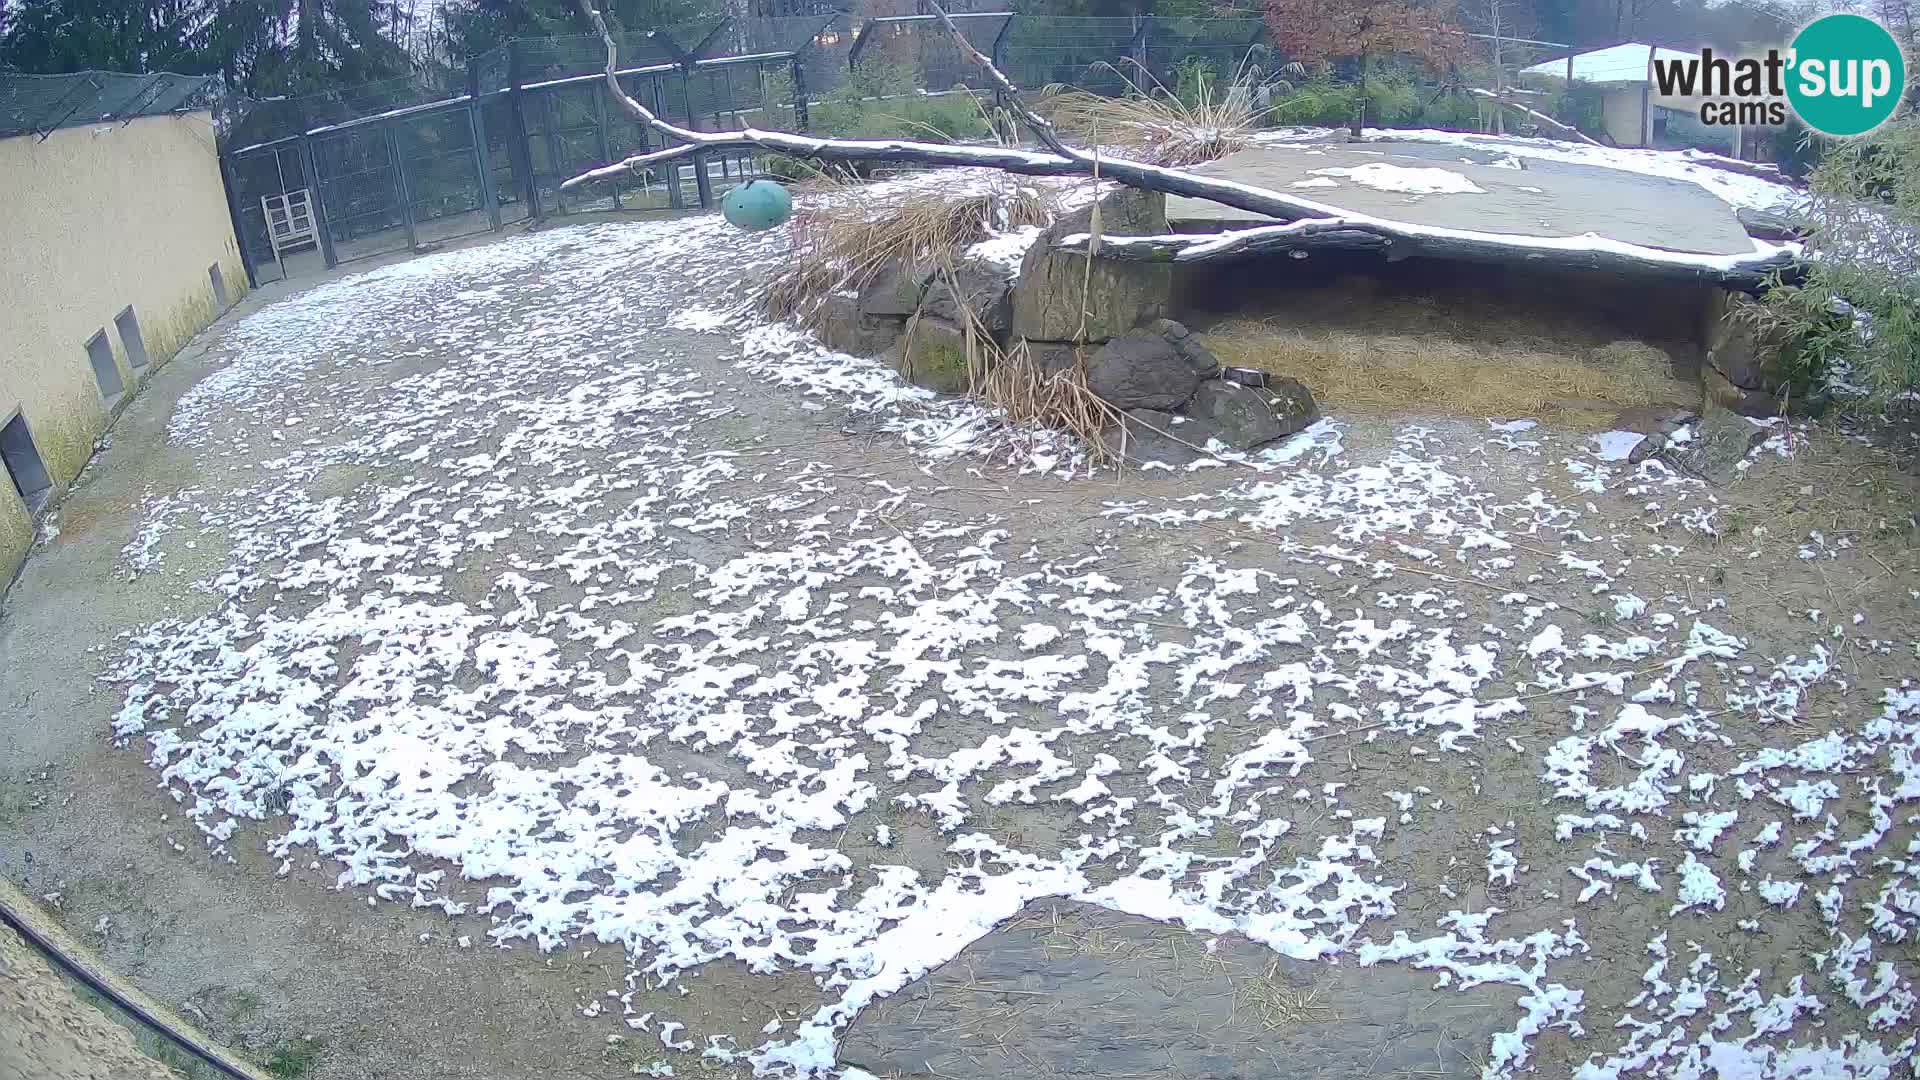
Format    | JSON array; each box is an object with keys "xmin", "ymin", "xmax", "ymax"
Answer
[
  {"xmin": 763, "ymin": 180, "xmax": 1060, "ymax": 328},
  {"xmin": 1200, "ymin": 320, "xmax": 1695, "ymax": 425},
  {"xmin": 1042, "ymin": 60, "xmax": 1274, "ymax": 167}
]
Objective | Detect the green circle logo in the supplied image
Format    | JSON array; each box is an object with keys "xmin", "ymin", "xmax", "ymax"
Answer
[{"xmin": 1787, "ymin": 14, "xmax": 1906, "ymax": 137}]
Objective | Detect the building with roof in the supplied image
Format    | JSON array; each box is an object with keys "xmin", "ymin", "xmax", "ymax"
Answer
[
  {"xmin": 0, "ymin": 71, "xmax": 247, "ymax": 585},
  {"xmin": 1521, "ymin": 42, "xmax": 1776, "ymax": 155}
]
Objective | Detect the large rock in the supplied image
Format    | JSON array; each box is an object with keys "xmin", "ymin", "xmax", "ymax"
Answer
[
  {"xmin": 1020, "ymin": 339, "xmax": 1084, "ymax": 377},
  {"xmin": 860, "ymin": 261, "xmax": 932, "ymax": 318},
  {"xmin": 1102, "ymin": 408, "xmax": 1219, "ymax": 466},
  {"xmin": 897, "ymin": 316, "xmax": 975, "ymax": 395},
  {"xmin": 838, "ymin": 899, "xmax": 1520, "ymax": 1080},
  {"xmin": 1186, "ymin": 376, "xmax": 1319, "ymax": 450},
  {"xmin": 817, "ymin": 293, "xmax": 904, "ymax": 357},
  {"xmin": 1668, "ymin": 403, "xmax": 1771, "ymax": 484},
  {"xmin": 1086, "ymin": 325, "xmax": 1218, "ymax": 410},
  {"xmin": 921, "ymin": 259, "xmax": 1014, "ymax": 337},
  {"xmin": 1737, "ymin": 207, "xmax": 1807, "ymax": 242},
  {"xmin": 1012, "ymin": 189, "xmax": 1172, "ymax": 343}
]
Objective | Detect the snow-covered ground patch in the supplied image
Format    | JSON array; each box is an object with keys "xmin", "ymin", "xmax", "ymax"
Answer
[
  {"xmin": 1310, "ymin": 161, "xmax": 1489, "ymax": 196},
  {"xmin": 1360, "ymin": 128, "xmax": 1800, "ymax": 213},
  {"xmin": 100, "ymin": 213, "xmax": 1920, "ymax": 1080}
]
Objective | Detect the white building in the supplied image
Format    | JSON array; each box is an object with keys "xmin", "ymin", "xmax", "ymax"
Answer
[{"xmin": 1521, "ymin": 42, "xmax": 1768, "ymax": 154}]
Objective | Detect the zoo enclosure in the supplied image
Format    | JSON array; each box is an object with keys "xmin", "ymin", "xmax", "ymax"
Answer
[{"xmin": 219, "ymin": 12, "xmax": 1562, "ymax": 285}]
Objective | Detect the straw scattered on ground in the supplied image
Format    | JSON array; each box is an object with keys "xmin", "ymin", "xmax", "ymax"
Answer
[{"xmin": 1200, "ymin": 319, "xmax": 1697, "ymax": 425}]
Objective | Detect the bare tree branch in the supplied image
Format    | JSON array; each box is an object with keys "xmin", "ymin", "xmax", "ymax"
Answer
[
  {"xmin": 921, "ymin": 2, "xmax": 1078, "ymax": 160},
  {"xmin": 1465, "ymin": 88, "xmax": 1602, "ymax": 146}
]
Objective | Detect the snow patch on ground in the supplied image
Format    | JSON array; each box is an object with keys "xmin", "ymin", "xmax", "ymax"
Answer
[
  {"xmin": 100, "ymin": 210, "xmax": 1920, "ymax": 1080},
  {"xmin": 1310, "ymin": 162, "xmax": 1488, "ymax": 196}
]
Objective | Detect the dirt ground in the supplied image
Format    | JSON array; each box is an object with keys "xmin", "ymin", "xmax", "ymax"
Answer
[
  {"xmin": 1, "ymin": 921, "xmax": 176, "ymax": 1080},
  {"xmin": 1, "ymin": 214, "xmax": 1916, "ymax": 1080}
]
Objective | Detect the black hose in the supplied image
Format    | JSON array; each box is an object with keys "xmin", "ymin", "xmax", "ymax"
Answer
[{"xmin": 0, "ymin": 892, "xmax": 263, "ymax": 1080}]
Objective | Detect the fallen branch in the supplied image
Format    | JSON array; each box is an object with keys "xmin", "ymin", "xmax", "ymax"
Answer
[
  {"xmin": 566, "ymin": 0, "xmax": 1806, "ymax": 287},
  {"xmin": 1465, "ymin": 88, "xmax": 1601, "ymax": 147},
  {"xmin": 568, "ymin": 0, "xmax": 1284, "ymax": 218},
  {"xmin": 563, "ymin": 0, "xmax": 1449, "ymax": 227}
]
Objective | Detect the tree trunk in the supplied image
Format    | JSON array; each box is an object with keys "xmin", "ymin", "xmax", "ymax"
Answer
[{"xmin": 1350, "ymin": 53, "xmax": 1367, "ymax": 138}]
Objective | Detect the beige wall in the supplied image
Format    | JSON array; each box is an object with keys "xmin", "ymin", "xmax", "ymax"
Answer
[
  {"xmin": 1601, "ymin": 86, "xmax": 1649, "ymax": 146},
  {"xmin": 0, "ymin": 110, "xmax": 246, "ymax": 582}
]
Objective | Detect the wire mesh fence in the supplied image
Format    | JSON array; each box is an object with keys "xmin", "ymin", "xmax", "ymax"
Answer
[
  {"xmin": 0, "ymin": 71, "xmax": 220, "ymax": 139},
  {"xmin": 214, "ymin": 11, "xmax": 1570, "ymax": 285}
]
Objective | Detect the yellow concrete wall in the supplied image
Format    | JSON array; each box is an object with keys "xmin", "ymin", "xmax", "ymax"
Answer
[
  {"xmin": 1601, "ymin": 86, "xmax": 1648, "ymax": 147},
  {"xmin": 0, "ymin": 110, "xmax": 246, "ymax": 583}
]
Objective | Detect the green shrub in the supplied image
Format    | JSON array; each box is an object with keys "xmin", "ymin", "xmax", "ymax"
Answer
[
  {"xmin": 807, "ymin": 60, "xmax": 990, "ymax": 143},
  {"xmin": 1755, "ymin": 117, "xmax": 1920, "ymax": 405},
  {"xmin": 1267, "ymin": 67, "xmax": 1424, "ymax": 129}
]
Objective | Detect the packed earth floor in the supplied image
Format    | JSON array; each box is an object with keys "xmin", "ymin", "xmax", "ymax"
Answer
[{"xmin": 2, "ymin": 191, "xmax": 1918, "ymax": 1080}]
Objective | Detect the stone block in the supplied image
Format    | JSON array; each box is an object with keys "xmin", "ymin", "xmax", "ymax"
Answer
[
  {"xmin": 1185, "ymin": 376, "xmax": 1318, "ymax": 450},
  {"xmin": 817, "ymin": 293, "xmax": 904, "ymax": 357},
  {"xmin": 1012, "ymin": 189, "xmax": 1171, "ymax": 343},
  {"xmin": 1086, "ymin": 328, "xmax": 1216, "ymax": 411},
  {"xmin": 897, "ymin": 316, "xmax": 976, "ymax": 395}
]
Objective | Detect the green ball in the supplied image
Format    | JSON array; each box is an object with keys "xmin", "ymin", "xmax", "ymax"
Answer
[{"xmin": 720, "ymin": 179, "xmax": 793, "ymax": 232}]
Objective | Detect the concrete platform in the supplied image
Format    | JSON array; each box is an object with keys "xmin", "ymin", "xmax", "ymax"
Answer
[{"xmin": 1168, "ymin": 141, "xmax": 1756, "ymax": 256}]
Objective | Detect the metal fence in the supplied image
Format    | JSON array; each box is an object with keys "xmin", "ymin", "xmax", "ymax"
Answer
[
  {"xmin": 221, "ymin": 16, "xmax": 847, "ymax": 284},
  {"xmin": 1, "ymin": 71, "xmax": 220, "ymax": 139},
  {"xmin": 217, "ymin": 12, "xmax": 1556, "ymax": 286}
]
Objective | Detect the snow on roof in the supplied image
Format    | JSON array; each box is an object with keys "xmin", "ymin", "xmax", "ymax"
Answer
[{"xmin": 1522, "ymin": 43, "xmax": 1697, "ymax": 84}]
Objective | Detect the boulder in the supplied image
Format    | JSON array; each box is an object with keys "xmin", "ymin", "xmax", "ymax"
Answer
[
  {"xmin": 1144, "ymin": 317, "xmax": 1221, "ymax": 373},
  {"xmin": 859, "ymin": 261, "xmax": 932, "ymax": 318},
  {"xmin": 921, "ymin": 259, "xmax": 1014, "ymax": 336},
  {"xmin": 1020, "ymin": 339, "xmax": 1084, "ymax": 377},
  {"xmin": 1668, "ymin": 404, "xmax": 1771, "ymax": 484},
  {"xmin": 1012, "ymin": 189, "xmax": 1172, "ymax": 343},
  {"xmin": 817, "ymin": 293, "xmax": 904, "ymax": 357},
  {"xmin": 1086, "ymin": 329, "xmax": 1217, "ymax": 411},
  {"xmin": 1628, "ymin": 431, "xmax": 1667, "ymax": 463},
  {"xmin": 1185, "ymin": 376, "xmax": 1319, "ymax": 450},
  {"xmin": 897, "ymin": 316, "xmax": 976, "ymax": 395},
  {"xmin": 1737, "ymin": 207, "xmax": 1808, "ymax": 242},
  {"xmin": 838, "ymin": 899, "xmax": 1521, "ymax": 1080},
  {"xmin": 1102, "ymin": 408, "xmax": 1218, "ymax": 467}
]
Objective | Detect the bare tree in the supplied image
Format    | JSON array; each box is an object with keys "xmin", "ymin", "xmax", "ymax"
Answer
[
  {"xmin": 1458, "ymin": 0, "xmax": 1517, "ymax": 133},
  {"xmin": 563, "ymin": 0, "xmax": 1795, "ymax": 287}
]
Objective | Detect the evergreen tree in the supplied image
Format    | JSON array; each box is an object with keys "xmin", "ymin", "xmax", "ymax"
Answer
[
  {"xmin": 206, "ymin": 0, "xmax": 416, "ymax": 95},
  {"xmin": 0, "ymin": 0, "xmax": 211, "ymax": 74}
]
